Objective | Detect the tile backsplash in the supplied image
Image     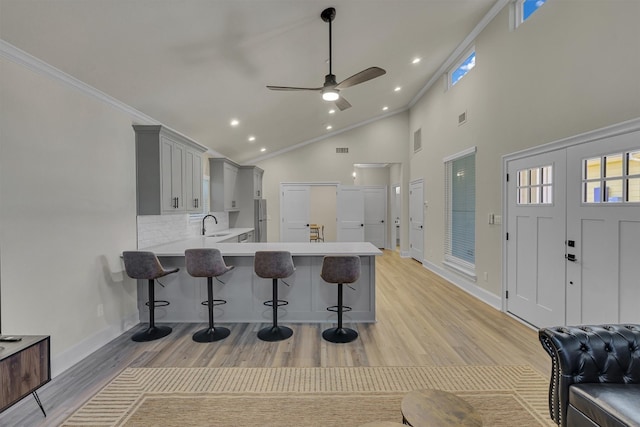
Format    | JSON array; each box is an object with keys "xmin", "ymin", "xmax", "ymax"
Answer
[{"xmin": 137, "ymin": 212, "xmax": 228, "ymax": 248}]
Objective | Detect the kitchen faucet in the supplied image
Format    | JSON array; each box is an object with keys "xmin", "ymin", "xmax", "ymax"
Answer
[{"xmin": 202, "ymin": 214, "xmax": 218, "ymax": 235}]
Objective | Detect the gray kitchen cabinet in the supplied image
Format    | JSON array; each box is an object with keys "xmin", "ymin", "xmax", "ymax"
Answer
[
  {"xmin": 210, "ymin": 158, "xmax": 239, "ymax": 211},
  {"xmin": 134, "ymin": 125, "xmax": 207, "ymax": 215},
  {"xmin": 252, "ymin": 167, "xmax": 263, "ymax": 198}
]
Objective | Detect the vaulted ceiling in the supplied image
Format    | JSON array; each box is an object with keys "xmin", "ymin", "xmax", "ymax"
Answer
[{"xmin": 0, "ymin": 0, "xmax": 497, "ymax": 164}]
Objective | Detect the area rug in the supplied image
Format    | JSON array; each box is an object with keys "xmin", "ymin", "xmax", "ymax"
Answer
[{"xmin": 62, "ymin": 366, "xmax": 554, "ymax": 426}]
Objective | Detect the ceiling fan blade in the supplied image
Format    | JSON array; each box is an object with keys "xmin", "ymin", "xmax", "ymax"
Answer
[
  {"xmin": 335, "ymin": 96, "xmax": 351, "ymax": 111},
  {"xmin": 335, "ymin": 67, "xmax": 386, "ymax": 90},
  {"xmin": 266, "ymin": 85, "xmax": 323, "ymax": 91}
]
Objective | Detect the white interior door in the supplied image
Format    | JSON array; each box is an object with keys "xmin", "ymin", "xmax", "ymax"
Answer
[
  {"xmin": 506, "ymin": 151, "xmax": 567, "ymax": 327},
  {"xmin": 337, "ymin": 186, "xmax": 364, "ymax": 242},
  {"xmin": 565, "ymin": 131, "xmax": 640, "ymax": 325},
  {"xmin": 363, "ymin": 186, "xmax": 386, "ymax": 248},
  {"xmin": 409, "ymin": 179, "xmax": 424, "ymax": 262},
  {"xmin": 280, "ymin": 185, "xmax": 310, "ymax": 242}
]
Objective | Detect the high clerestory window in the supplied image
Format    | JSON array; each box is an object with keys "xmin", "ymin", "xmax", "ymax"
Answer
[
  {"xmin": 449, "ymin": 48, "xmax": 476, "ymax": 88},
  {"xmin": 515, "ymin": 0, "xmax": 547, "ymax": 28}
]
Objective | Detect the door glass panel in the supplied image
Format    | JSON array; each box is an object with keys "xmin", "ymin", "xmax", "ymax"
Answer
[
  {"xmin": 628, "ymin": 178, "xmax": 640, "ymax": 202},
  {"xmin": 542, "ymin": 185, "xmax": 553, "ymax": 203},
  {"xmin": 542, "ymin": 165, "xmax": 553, "ymax": 184},
  {"xmin": 585, "ymin": 158, "xmax": 601, "ymax": 180},
  {"xmin": 518, "ymin": 170, "xmax": 529, "ymax": 186},
  {"xmin": 530, "ymin": 168, "xmax": 540, "ymax": 185},
  {"xmin": 585, "ymin": 181, "xmax": 600, "ymax": 203},
  {"xmin": 530, "ymin": 187, "xmax": 540, "ymax": 204},
  {"xmin": 628, "ymin": 151, "xmax": 640, "ymax": 175},
  {"xmin": 605, "ymin": 179, "xmax": 623, "ymax": 202},
  {"xmin": 604, "ymin": 154, "xmax": 623, "ymax": 177},
  {"xmin": 518, "ymin": 188, "xmax": 529, "ymax": 204}
]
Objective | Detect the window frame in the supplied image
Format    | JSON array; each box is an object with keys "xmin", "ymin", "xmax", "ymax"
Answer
[
  {"xmin": 448, "ymin": 47, "xmax": 476, "ymax": 89},
  {"xmin": 513, "ymin": 0, "xmax": 547, "ymax": 28},
  {"xmin": 443, "ymin": 146, "xmax": 477, "ymax": 280}
]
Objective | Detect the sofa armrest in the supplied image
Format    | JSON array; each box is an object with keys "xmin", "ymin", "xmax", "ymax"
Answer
[{"xmin": 538, "ymin": 324, "xmax": 640, "ymax": 427}]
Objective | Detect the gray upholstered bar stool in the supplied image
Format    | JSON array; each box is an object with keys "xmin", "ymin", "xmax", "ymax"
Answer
[
  {"xmin": 122, "ymin": 251, "xmax": 179, "ymax": 342},
  {"xmin": 185, "ymin": 248, "xmax": 234, "ymax": 342},
  {"xmin": 321, "ymin": 255, "xmax": 361, "ymax": 343},
  {"xmin": 254, "ymin": 251, "xmax": 295, "ymax": 342}
]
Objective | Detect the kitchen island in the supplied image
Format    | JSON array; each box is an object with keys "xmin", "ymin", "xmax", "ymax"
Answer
[{"xmin": 135, "ymin": 239, "xmax": 383, "ymax": 324}]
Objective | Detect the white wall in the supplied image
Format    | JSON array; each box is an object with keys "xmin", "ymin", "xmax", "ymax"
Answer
[
  {"xmin": 256, "ymin": 112, "xmax": 410, "ymax": 244},
  {"xmin": 409, "ymin": 1, "xmax": 640, "ymax": 297},
  {"xmin": 0, "ymin": 57, "xmax": 139, "ymax": 375}
]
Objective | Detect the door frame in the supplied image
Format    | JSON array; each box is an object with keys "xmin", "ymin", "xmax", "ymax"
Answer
[
  {"xmin": 279, "ymin": 182, "xmax": 339, "ymax": 242},
  {"xmin": 501, "ymin": 117, "xmax": 640, "ymax": 313}
]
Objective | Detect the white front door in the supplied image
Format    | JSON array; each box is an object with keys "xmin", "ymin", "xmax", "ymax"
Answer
[
  {"xmin": 506, "ymin": 151, "xmax": 567, "ymax": 327},
  {"xmin": 337, "ymin": 186, "xmax": 364, "ymax": 242},
  {"xmin": 409, "ymin": 179, "xmax": 424, "ymax": 262},
  {"xmin": 565, "ymin": 131, "xmax": 640, "ymax": 325},
  {"xmin": 363, "ymin": 186, "xmax": 387, "ymax": 249},
  {"xmin": 280, "ymin": 185, "xmax": 310, "ymax": 242}
]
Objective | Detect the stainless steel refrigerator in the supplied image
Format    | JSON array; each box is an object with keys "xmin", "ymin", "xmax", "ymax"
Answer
[{"xmin": 254, "ymin": 199, "xmax": 267, "ymax": 242}]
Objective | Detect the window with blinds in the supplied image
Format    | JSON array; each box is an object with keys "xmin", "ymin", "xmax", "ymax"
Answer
[{"xmin": 444, "ymin": 147, "xmax": 476, "ymax": 278}]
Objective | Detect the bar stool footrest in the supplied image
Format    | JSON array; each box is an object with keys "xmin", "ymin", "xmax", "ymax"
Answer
[
  {"xmin": 145, "ymin": 300, "xmax": 170, "ymax": 308},
  {"xmin": 327, "ymin": 304, "xmax": 352, "ymax": 313},
  {"xmin": 200, "ymin": 299, "xmax": 227, "ymax": 307},
  {"xmin": 263, "ymin": 299, "xmax": 289, "ymax": 308}
]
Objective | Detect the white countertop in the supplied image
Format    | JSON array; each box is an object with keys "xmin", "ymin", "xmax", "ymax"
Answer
[{"xmin": 141, "ymin": 237, "xmax": 382, "ymax": 257}]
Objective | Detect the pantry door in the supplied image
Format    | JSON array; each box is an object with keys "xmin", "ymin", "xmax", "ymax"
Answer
[{"xmin": 280, "ymin": 184, "xmax": 310, "ymax": 242}]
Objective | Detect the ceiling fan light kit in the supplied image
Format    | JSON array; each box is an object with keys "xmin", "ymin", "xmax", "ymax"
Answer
[{"xmin": 267, "ymin": 7, "xmax": 386, "ymax": 111}]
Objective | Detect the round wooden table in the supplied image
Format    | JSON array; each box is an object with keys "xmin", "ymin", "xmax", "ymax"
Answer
[{"xmin": 401, "ymin": 389, "xmax": 482, "ymax": 426}]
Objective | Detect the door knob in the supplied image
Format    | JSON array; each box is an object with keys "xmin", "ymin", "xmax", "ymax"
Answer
[{"xmin": 565, "ymin": 254, "xmax": 577, "ymax": 262}]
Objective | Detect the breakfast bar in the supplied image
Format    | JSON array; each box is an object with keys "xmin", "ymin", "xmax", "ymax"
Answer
[{"xmin": 136, "ymin": 239, "xmax": 383, "ymax": 324}]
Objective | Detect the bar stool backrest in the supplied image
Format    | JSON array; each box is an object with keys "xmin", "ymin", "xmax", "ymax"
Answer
[
  {"xmin": 254, "ymin": 251, "xmax": 295, "ymax": 279},
  {"xmin": 321, "ymin": 256, "xmax": 361, "ymax": 284},
  {"xmin": 185, "ymin": 248, "xmax": 234, "ymax": 278},
  {"xmin": 123, "ymin": 251, "xmax": 170, "ymax": 280}
]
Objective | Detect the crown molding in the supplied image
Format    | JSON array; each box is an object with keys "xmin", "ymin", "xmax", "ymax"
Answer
[
  {"xmin": 1, "ymin": 39, "xmax": 159, "ymax": 125},
  {"xmin": 409, "ymin": 0, "xmax": 511, "ymax": 108}
]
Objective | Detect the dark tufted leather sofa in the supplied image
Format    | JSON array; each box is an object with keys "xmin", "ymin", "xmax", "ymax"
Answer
[{"xmin": 538, "ymin": 324, "xmax": 640, "ymax": 427}]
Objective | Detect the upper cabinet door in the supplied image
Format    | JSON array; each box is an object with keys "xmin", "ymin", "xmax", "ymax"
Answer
[{"xmin": 134, "ymin": 125, "xmax": 207, "ymax": 215}]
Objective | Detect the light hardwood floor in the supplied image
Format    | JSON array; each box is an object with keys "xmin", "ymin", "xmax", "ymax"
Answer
[{"xmin": 1, "ymin": 250, "xmax": 551, "ymax": 426}]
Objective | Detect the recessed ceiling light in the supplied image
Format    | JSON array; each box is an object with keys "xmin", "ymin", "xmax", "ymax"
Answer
[
  {"xmin": 248, "ymin": 136, "xmax": 256, "ymax": 142},
  {"xmin": 260, "ymin": 147, "xmax": 266, "ymax": 152},
  {"xmin": 394, "ymin": 86, "xmax": 401, "ymax": 92},
  {"xmin": 382, "ymin": 106, "xmax": 389, "ymax": 111},
  {"xmin": 326, "ymin": 125, "xmax": 333, "ymax": 130},
  {"xmin": 328, "ymin": 109, "xmax": 336, "ymax": 114},
  {"xmin": 230, "ymin": 119, "xmax": 239, "ymax": 127},
  {"xmin": 412, "ymin": 57, "xmax": 421, "ymax": 64}
]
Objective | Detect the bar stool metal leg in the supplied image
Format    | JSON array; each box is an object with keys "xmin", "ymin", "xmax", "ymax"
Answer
[
  {"xmin": 257, "ymin": 278, "xmax": 293, "ymax": 341},
  {"xmin": 132, "ymin": 278, "xmax": 172, "ymax": 342},
  {"xmin": 193, "ymin": 277, "xmax": 230, "ymax": 342},
  {"xmin": 322, "ymin": 283, "xmax": 358, "ymax": 343}
]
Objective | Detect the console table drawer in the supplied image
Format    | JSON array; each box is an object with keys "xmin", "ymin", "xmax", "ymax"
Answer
[{"xmin": 0, "ymin": 336, "xmax": 50, "ymax": 413}]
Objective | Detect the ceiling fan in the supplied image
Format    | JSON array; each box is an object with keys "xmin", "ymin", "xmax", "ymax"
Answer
[{"xmin": 266, "ymin": 7, "xmax": 386, "ymax": 111}]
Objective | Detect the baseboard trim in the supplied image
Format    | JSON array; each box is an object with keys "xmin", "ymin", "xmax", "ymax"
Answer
[
  {"xmin": 51, "ymin": 313, "xmax": 139, "ymax": 377},
  {"xmin": 422, "ymin": 259, "xmax": 501, "ymax": 310}
]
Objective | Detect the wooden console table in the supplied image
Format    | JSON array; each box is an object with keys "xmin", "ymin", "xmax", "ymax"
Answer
[{"xmin": 0, "ymin": 335, "xmax": 50, "ymax": 416}]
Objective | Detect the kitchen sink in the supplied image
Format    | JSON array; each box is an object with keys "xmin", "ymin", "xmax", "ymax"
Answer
[{"xmin": 207, "ymin": 232, "xmax": 230, "ymax": 237}]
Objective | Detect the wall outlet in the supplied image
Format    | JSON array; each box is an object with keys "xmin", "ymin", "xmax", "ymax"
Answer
[{"xmin": 97, "ymin": 304, "xmax": 104, "ymax": 317}]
